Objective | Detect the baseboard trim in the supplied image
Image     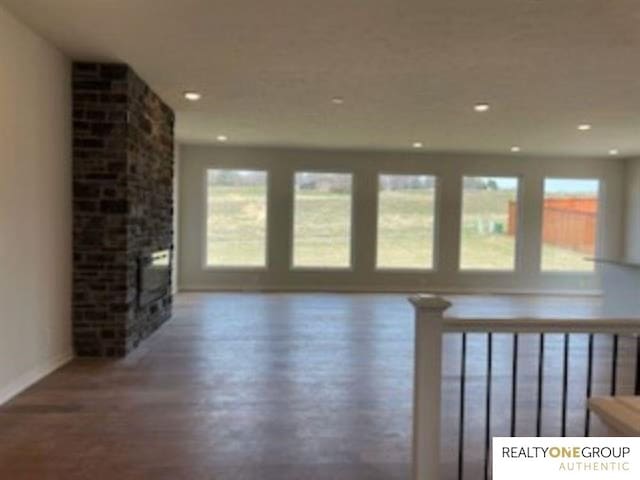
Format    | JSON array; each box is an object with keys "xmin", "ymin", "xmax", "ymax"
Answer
[
  {"xmin": 0, "ymin": 352, "xmax": 74, "ymax": 406},
  {"xmin": 179, "ymin": 284, "xmax": 602, "ymax": 297}
]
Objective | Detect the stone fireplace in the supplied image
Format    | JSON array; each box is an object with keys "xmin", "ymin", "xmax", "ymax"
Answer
[{"xmin": 72, "ymin": 63, "xmax": 174, "ymax": 357}]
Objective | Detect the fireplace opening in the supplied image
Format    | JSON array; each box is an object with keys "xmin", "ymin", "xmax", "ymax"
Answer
[{"xmin": 138, "ymin": 249, "xmax": 171, "ymax": 307}]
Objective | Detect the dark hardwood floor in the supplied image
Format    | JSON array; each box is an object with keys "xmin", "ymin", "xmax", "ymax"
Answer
[{"xmin": 0, "ymin": 293, "xmax": 636, "ymax": 479}]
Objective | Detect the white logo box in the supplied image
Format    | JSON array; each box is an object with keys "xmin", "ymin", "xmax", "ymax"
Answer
[{"xmin": 493, "ymin": 437, "xmax": 639, "ymax": 479}]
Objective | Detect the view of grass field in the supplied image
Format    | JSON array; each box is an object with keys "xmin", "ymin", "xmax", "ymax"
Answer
[
  {"xmin": 206, "ymin": 181, "xmax": 589, "ymax": 270},
  {"xmin": 293, "ymin": 189, "xmax": 352, "ymax": 267},
  {"xmin": 542, "ymin": 245, "xmax": 593, "ymax": 271},
  {"xmin": 377, "ymin": 178, "xmax": 435, "ymax": 268},
  {"xmin": 207, "ymin": 180, "xmax": 267, "ymax": 267},
  {"xmin": 461, "ymin": 181, "xmax": 518, "ymax": 270}
]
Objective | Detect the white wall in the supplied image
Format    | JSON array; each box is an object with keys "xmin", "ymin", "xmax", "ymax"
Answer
[
  {"xmin": 623, "ymin": 158, "xmax": 640, "ymax": 263},
  {"xmin": 179, "ymin": 144, "xmax": 625, "ymax": 294},
  {"xmin": 172, "ymin": 145, "xmax": 180, "ymax": 294},
  {"xmin": 0, "ymin": 5, "xmax": 72, "ymax": 403}
]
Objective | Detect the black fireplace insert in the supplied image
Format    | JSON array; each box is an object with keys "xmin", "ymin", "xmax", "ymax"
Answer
[{"xmin": 138, "ymin": 249, "xmax": 171, "ymax": 307}]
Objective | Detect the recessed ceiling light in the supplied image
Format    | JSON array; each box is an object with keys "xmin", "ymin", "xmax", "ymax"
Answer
[
  {"xmin": 412, "ymin": 142, "xmax": 424, "ymax": 148},
  {"xmin": 184, "ymin": 91, "xmax": 202, "ymax": 101},
  {"xmin": 474, "ymin": 103, "xmax": 490, "ymax": 112},
  {"xmin": 510, "ymin": 146, "xmax": 521, "ymax": 153},
  {"xmin": 331, "ymin": 97, "xmax": 344, "ymax": 105},
  {"xmin": 216, "ymin": 135, "xmax": 228, "ymax": 142},
  {"xmin": 609, "ymin": 149, "xmax": 619, "ymax": 155},
  {"xmin": 577, "ymin": 124, "xmax": 592, "ymax": 131}
]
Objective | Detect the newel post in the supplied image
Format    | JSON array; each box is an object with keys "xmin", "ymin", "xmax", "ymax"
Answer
[{"xmin": 409, "ymin": 294, "xmax": 452, "ymax": 480}]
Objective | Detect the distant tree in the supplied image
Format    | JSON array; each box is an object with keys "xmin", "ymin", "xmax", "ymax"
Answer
[
  {"xmin": 463, "ymin": 177, "xmax": 487, "ymax": 190},
  {"xmin": 486, "ymin": 179, "xmax": 499, "ymax": 190}
]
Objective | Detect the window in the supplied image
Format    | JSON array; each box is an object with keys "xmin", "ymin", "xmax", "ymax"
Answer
[
  {"xmin": 541, "ymin": 178, "xmax": 599, "ymax": 271},
  {"xmin": 292, "ymin": 172, "xmax": 353, "ymax": 268},
  {"xmin": 206, "ymin": 169, "xmax": 267, "ymax": 267},
  {"xmin": 376, "ymin": 174, "xmax": 436, "ymax": 269},
  {"xmin": 460, "ymin": 176, "xmax": 519, "ymax": 270}
]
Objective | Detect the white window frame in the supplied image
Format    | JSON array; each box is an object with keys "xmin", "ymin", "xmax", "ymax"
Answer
[
  {"xmin": 290, "ymin": 170, "xmax": 355, "ymax": 271},
  {"xmin": 539, "ymin": 176, "xmax": 602, "ymax": 274},
  {"xmin": 374, "ymin": 172, "xmax": 440, "ymax": 272},
  {"xmin": 201, "ymin": 167, "xmax": 270, "ymax": 271},
  {"xmin": 458, "ymin": 174, "xmax": 523, "ymax": 273}
]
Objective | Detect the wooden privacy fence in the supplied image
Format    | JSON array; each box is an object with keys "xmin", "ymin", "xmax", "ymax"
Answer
[{"xmin": 507, "ymin": 197, "xmax": 597, "ymax": 253}]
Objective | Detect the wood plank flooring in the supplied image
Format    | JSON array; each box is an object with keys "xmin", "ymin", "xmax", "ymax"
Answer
[{"xmin": 0, "ymin": 293, "xmax": 636, "ymax": 479}]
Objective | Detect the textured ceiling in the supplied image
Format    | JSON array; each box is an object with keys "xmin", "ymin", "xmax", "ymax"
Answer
[{"xmin": 3, "ymin": 0, "xmax": 640, "ymax": 156}]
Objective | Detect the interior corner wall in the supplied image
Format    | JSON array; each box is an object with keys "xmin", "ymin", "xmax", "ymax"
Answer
[
  {"xmin": 0, "ymin": 5, "xmax": 72, "ymax": 403},
  {"xmin": 172, "ymin": 145, "xmax": 180, "ymax": 294},
  {"xmin": 623, "ymin": 157, "xmax": 640, "ymax": 263},
  {"xmin": 178, "ymin": 144, "xmax": 625, "ymax": 294}
]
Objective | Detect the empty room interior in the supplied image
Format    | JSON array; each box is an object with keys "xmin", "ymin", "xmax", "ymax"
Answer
[{"xmin": 1, "ymin": 1, "xmax": 640, "ymax": 479}]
